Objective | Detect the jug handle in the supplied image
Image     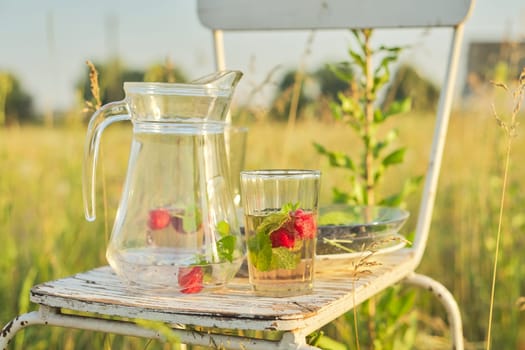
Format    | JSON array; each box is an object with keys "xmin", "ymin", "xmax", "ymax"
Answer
[{"xmin": 83, "ymin": 101, "xmax": 130, "ymax": 222}]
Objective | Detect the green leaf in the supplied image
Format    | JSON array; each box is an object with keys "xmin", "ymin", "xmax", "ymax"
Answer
[
  {"xmin": 382, "ymin": 148, "xmax": 406, "ymax": 167},
  {"xmin": 385, "ymin": 97, "xmax": 412, "ymax": 118},
  {"xmin": 248, "ymin": 203, "xmax": 301, "ymax": 271},
  {"xmin": 313, "ymin": 142, "xmax": 326, "ymax": 154},
  {"xmin": 339, "ymin": 93, "xmax": 360, "ymax": 114},
  {"xmin": 348, "ymin": 49, "xmax": 366, "ymax": 71},
  {"xmin": 328, "ymin": 61, "xmax": 354, "ymax": 82},
  {"xmin": 374, "ymin": 109, "xmax": 385, "ymax": 123},
  {"xmin": 332, "ymin": 187, "xmax": 353, "ymax": 204},
  {"xmin": 309, "ymin": 333, "xmax": 348, "ymax": 350},
  {"xmin": 329, "ymin": 102, "xmax": 344, "ymax": 121},
  {"xmin": 377, "ymin": 55, "xmax": 398, "ymax": 72},
  {"xmin": 281, "ymin": 202, "xmax": 299, "ymax": 213},
  {"xmin": 216, "ymin": 220, "xmax": 230, "ymax": 237},
  {"xmin": 379, "ymin": 175, "xmax": 424, "ymax": 207},
  {"xmin": 329, "ymin": 151, "xmax": 354, "ymax": 169},
  {"xmin": 373, "ymin": 71, "xmax": 390, "ymax": 93},
  {"xmin": 248, "ymin": 231, "xmax": 273, "ymax": 271},
  {"xmin": 215, "ymin": 221, "xmax": 236, "ymax": 263},
  {"xmin": 385, "ymin": 129, "xmax": 400, "ymax": 143},
  {"xmin": 269, "ymin": 247, "xmax": 300, "ymax": 270},
  {"xmin": 217, "ymin": 235, "xmax": 236, "ymax": 263},
  {"xmin": 379, "ymin": 193, "xmax": 404, "ymax": 207},
  {"xmin": 255, "ymin": 211, "xmax": 290, "ymax": 236},
  {"xmin": 372, "ymin": 140, "xmax": 389, "ymax": 158},
  {"xmin": 378, "ymin": 45, "xmax": 404, "ymax": 54},
  {"xmin": 315, "ymin": 143, "xmax": 355, "ymax": 170}
]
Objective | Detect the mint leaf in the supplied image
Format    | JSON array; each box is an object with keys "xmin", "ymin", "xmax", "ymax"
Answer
[
  {"xmin": 256, "ymin": 211, "xmax": 289, "ymax": 236},
  {"xmin": 269, "ymin": 247, "xmax": 300, "ymax": 270},
  {"xmin": 247, "ymin": 202, "xmax": 304, "ymax": 271},
  {"xmin": 217, "ymin": 235, "xmax": 236, "ymax": 263},
  {"xmin": 214, "ymin": 220, "xmax": 237, "ymax": 263},
  {"xmin": 282, "ymin": 202, "xmax": 300, "ymax": 213},
  {"xmin": 256, "ymin": 244, "xmax": 273, "ymax": 271},
  {"xmin": 217, "ymin": 220, "xmax": 230, "ymax": 237},
  {"xmin": 248, "ymin": 230, "xmax": 273, "ymax": 271},
  {"xmin": 255, "ymin": 202, "xmax": 300, "ymax": 236}
]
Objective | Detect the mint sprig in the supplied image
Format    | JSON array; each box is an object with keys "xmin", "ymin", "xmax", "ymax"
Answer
[
  {"xmin": 248, "ymin": 202, "xmax": 302, "ymax": 272},
  {"xmin": 216, "ymin": 221, "xmax": 237, "ymax": 263}
]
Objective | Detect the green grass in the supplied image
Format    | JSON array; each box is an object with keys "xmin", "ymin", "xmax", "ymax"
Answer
[{"xmin": 1, "ymin": 111, "xmax": 524, "ymax": 349}]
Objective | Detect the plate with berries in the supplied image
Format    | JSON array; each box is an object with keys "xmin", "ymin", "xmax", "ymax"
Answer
[{"xmin": 315, "ymin": 205, "xmax": 410, "ymax": 264}]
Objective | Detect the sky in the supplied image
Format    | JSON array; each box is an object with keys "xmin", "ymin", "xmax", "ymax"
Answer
[{"xmin": 1, "ymin": 0, "xmax": 524, "ymax": 112}]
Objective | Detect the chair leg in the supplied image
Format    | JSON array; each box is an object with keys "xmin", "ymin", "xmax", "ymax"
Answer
[
  {"xmin": 403, "ymin": 273, "xmax": 464, "ymax": 350},
  {"xmin": 0, "ymin": 311, "xmax": 45, "ymax": 350},
  {"xmin": 0, "ymin": 308, "xmax": 320, "ymax": 350}
]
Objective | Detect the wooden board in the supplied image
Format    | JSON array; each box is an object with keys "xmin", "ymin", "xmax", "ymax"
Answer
[
  {"xmin": 197, "ymin": 0, "xmax": 474, "ymax": 30},
  {"xmin": 30, "ymin": 250, "xmax": 414, "ymax": 334}
]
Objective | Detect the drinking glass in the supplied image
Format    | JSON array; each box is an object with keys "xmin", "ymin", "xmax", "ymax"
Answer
[{"xmin": 240, "ymin": 169, "xmax": 321, "ymax": 297}]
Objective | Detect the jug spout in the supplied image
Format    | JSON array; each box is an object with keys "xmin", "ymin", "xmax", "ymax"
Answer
[
  {"xmin": 120, "ymin": 70, "xmax": 243, "ymax": 125},
  {"xmin": 191, "ymin": 70, "xmax": 243, "ymax": 92}
]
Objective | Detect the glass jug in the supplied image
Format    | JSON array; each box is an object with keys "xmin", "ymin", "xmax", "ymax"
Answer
[{"xmin": 83, "ymin": 71, "xmax": 245, "ymax": 294}]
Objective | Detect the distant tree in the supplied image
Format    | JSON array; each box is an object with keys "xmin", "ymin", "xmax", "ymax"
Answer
[
  {"xmin": 382, "ymin": 64, "xmax": 439, "ymax": 112},
  {"xmin": 0, "ymin": 72, "xmax": 12, "ymax": 126},
  {"xmin": 78, "ymin": 59, "xmax": 144, "ymax": 105},
  {"xmin": 268, "ymin": 64, "xmax": 354, "ymax": 122},
  {"xmin": 314, "ymin": 62, "xmax": 352, "ymax": 101},
  {"xmin": 144, "ymin": 60, "xmax": 188, "ymax": 83},
  {"xmin": 270, "ymin": 69, "xmax": 313, "ymax": 121},
  {"xmin": 78, "ymin": 59, "xmax": 189, "ymax": 110},
  {"xmin": 0, "ymin": 71, "xmax": 37, "ymax": 126}
]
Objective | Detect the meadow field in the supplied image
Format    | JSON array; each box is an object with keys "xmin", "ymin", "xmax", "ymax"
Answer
[{"xmin": 1, "ymin": 109, "xmax": 524, "ymax": 349}]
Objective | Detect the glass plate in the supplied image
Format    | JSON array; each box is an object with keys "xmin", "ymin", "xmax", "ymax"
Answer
[
  {"xmin": 316, "ymin": 205, "xmax": 409, "ymax": 259},
  {"xmin": 316, "ymin": 234, "xmax": 406, "ymax": 261}
]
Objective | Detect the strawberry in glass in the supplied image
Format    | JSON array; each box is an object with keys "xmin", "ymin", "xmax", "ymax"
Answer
[{"xmin": 244, "ymin": 203, "xmax": 316, "ymax": 296}]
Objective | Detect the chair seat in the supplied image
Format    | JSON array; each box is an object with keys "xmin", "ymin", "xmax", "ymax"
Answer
[{"xmin": 30, "ymin": 249, "xmax": 415, "ymax": 335}]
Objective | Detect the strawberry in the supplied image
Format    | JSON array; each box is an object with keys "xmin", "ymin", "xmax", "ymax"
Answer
[
  {"xmin": 148, "ymin": 209, "xmax": 171, "ymax": 230},
  {"xmin": 293, "ymin": 209, "xmax": 316, "ymax": 239},
  {"xmin": 178, "ymin": 266, "xmax": 203, "ymax": 294},
  {"xmin": 270, "ymin": 227, "xmax": 295, "ymax": 248}
]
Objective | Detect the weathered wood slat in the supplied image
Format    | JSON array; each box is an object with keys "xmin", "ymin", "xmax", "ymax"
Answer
[
  {"xmin": 197, "ymin": 0, "xmax": 474, "ymax": 30},
  {"xmin": 30, "ymin": 250, "xmax": 414, "ymax": 333}
]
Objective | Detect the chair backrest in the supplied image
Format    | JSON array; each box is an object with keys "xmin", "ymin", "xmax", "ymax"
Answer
[
  {"xmin": 197, "ymin": 0, "xmax": 475, "ymax": 267},
  {"xmin": 198, "ymin": 0, "xmax": 472, "ymax": 30}
]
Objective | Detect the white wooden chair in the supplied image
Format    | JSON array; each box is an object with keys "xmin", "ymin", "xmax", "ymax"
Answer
[
  {"xmin": 198, "ymin": 0, "xmax": 474, "ymax": 346},
  {"xmin": 0, "ymin": 1, "xmax": 474, "ymax": 349}
]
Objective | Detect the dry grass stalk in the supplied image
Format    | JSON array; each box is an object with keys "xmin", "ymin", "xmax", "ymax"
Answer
[
  {"xmin": 84, "ymin": 60, "xmax": 102, "ymax": 112},
  {"xmin": 281, "ymin": 31, "xmax": 316, "ymax": 166},
  {"xmin": 486, "ymin": 67, "xmax": 525, "ymax": 350},
  {"xmin": 345, "ymin": 236, "xmax": 407, "ymax": 350}
]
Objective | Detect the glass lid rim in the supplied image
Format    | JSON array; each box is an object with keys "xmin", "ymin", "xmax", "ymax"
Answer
[
  {"xmin": 123, "ymin": 82, "xmax": 231, "ymax": 95},
  {"xmin": 240, "ymin": 169, "xmax": 321, "ymax": 177}
]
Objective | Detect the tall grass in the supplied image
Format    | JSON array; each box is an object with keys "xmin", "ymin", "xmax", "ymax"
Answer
[{"xmin": 1, "ymin": 109, "xmax": 524, "ymax": 348}]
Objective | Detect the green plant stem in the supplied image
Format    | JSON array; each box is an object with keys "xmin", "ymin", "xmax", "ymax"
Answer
[
  {"xmin": 362, "ymin": 30, "xmax": 377, "ymax": 350},
  {"xmin": 363, "ymin": 29, "xmax": 375, "ymax": 207}
]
